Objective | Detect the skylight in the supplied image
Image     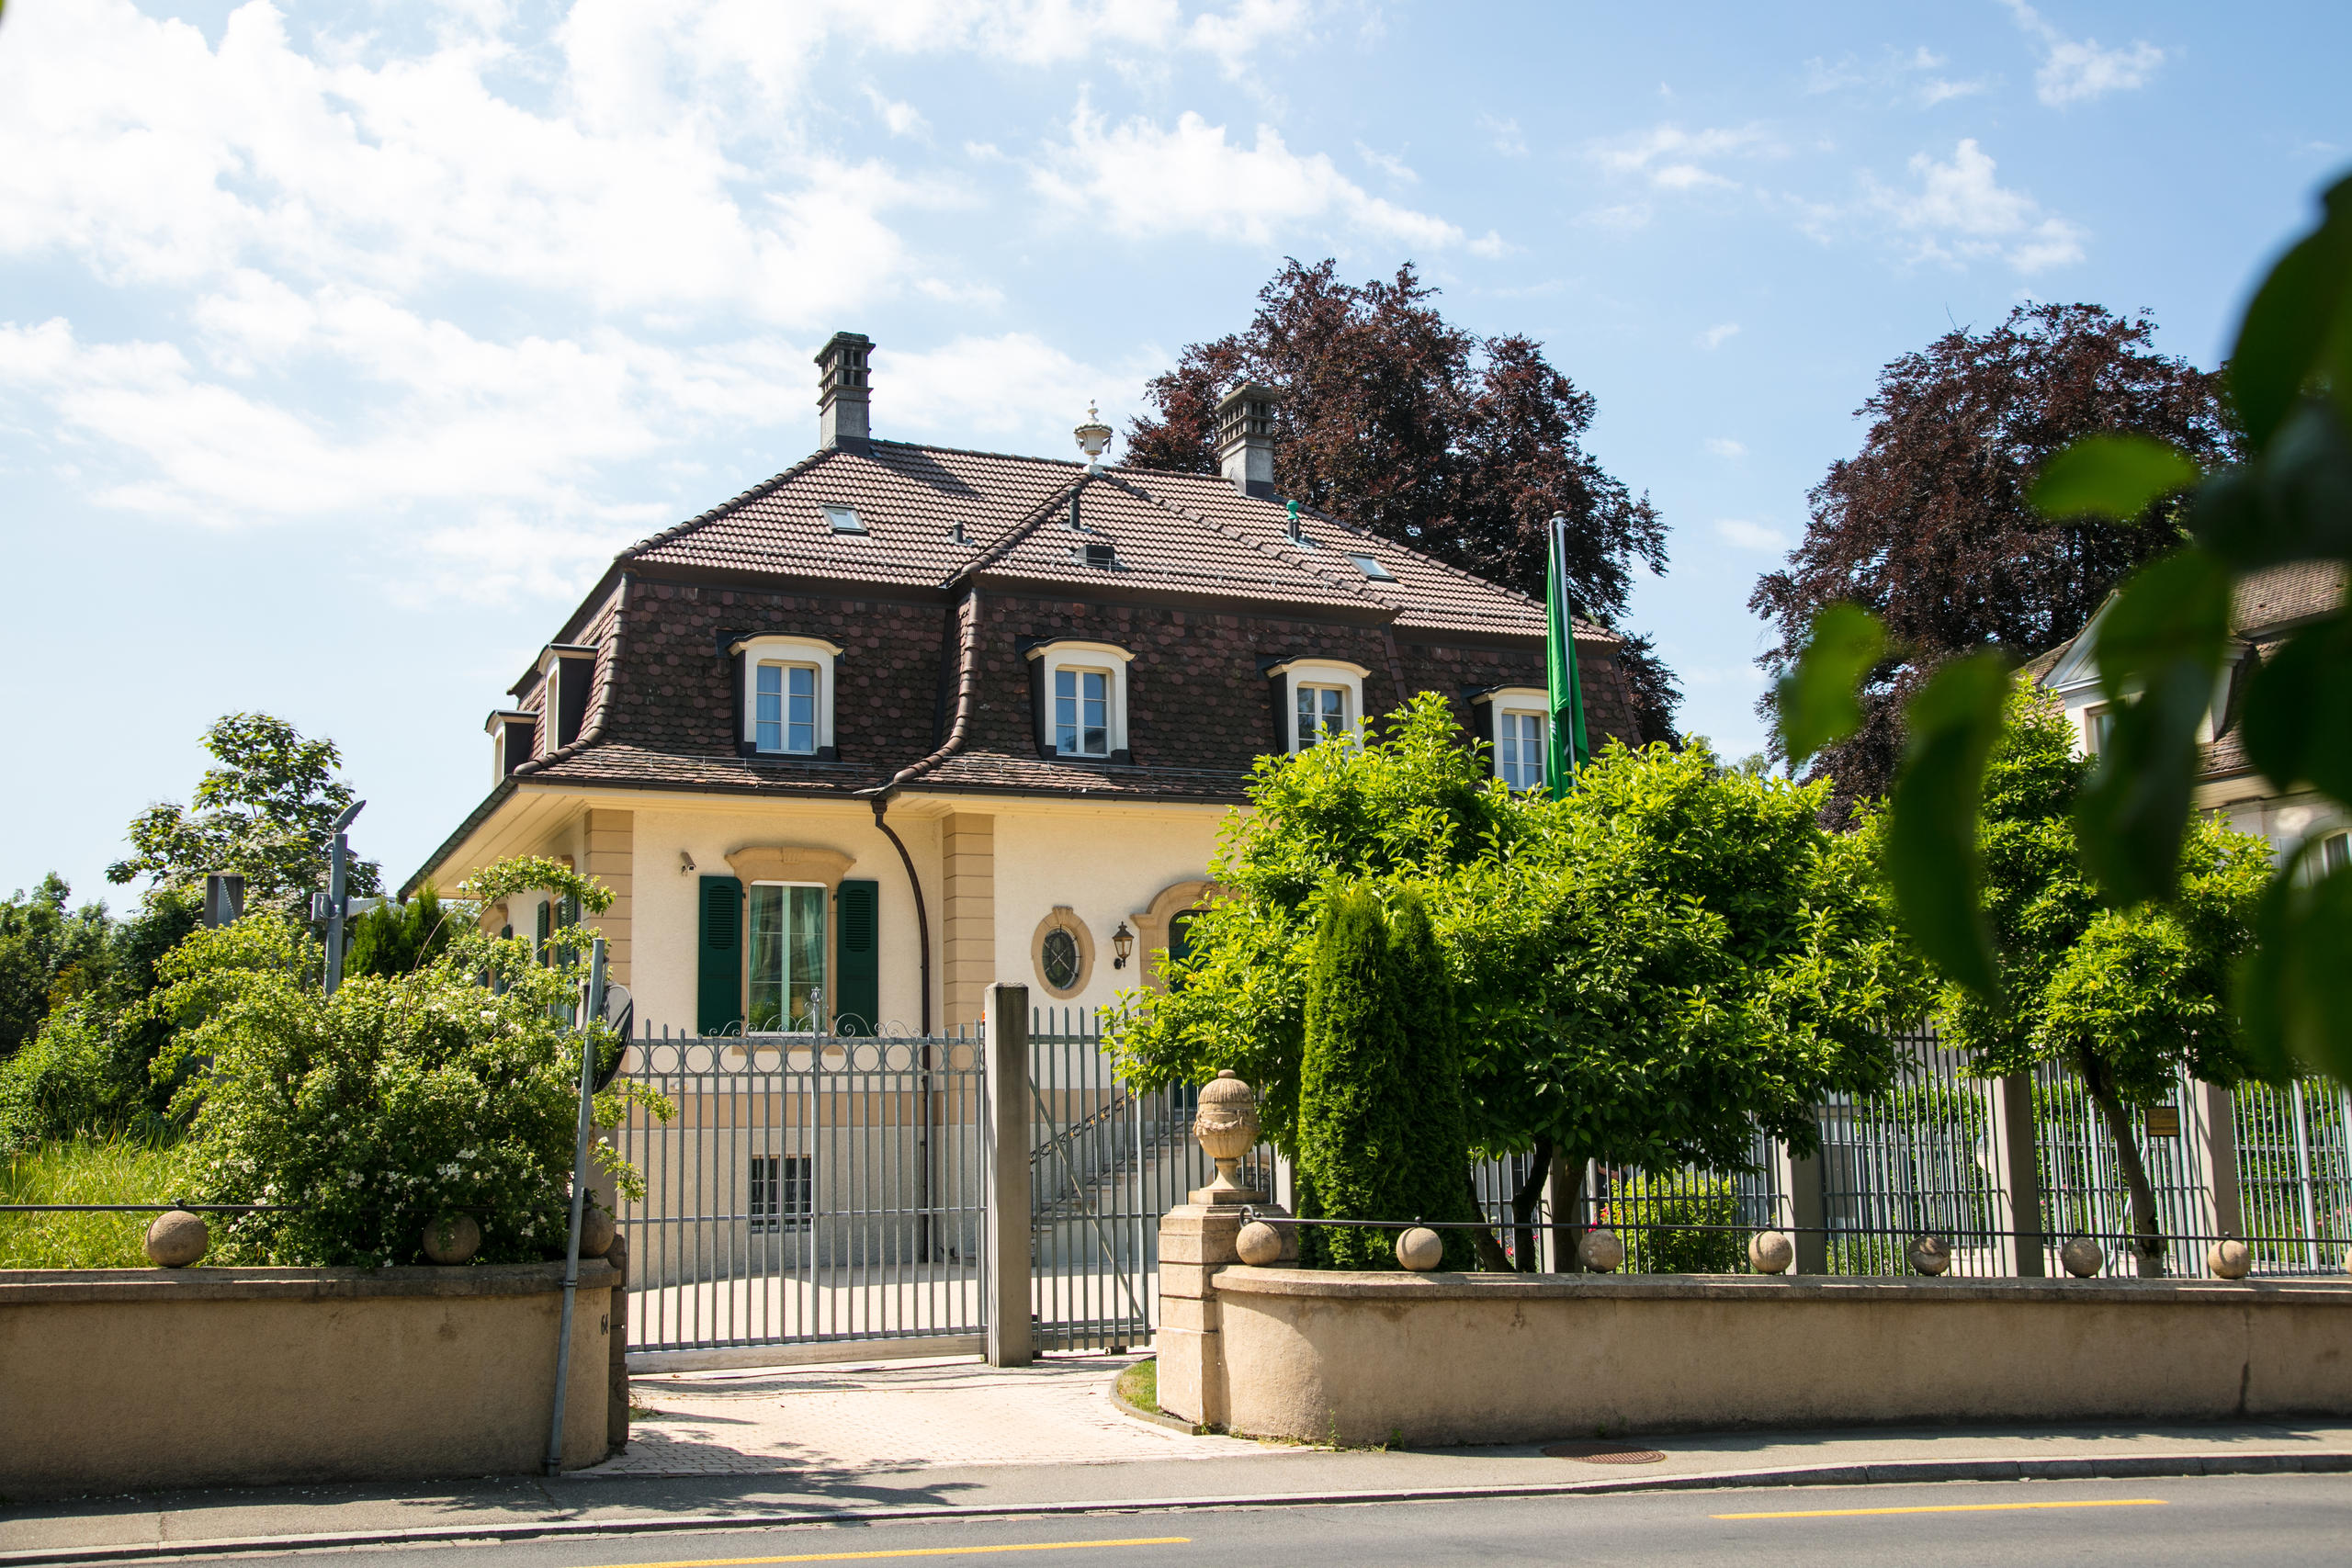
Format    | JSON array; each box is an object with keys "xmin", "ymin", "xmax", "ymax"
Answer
[
  {"xmin": 822, "ymin": 504, "xmax": 865, "ymax": 535},
  {"xmin": 1349, "ymin": 553, "xmax": 1395, "ymax": 581}
]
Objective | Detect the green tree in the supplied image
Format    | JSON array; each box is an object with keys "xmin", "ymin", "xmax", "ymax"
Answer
[
  {"xmin": 344, "ymin": 886, "xmax": 457, "ymax": 979},
  {"xmin": 0, "ymin": 875, "xmax": 117, "ymax": 1055},
  {"xmin": 1940, "ymin": 684, "xmax": 2271, "ymax": 1274},
  {"xmin": 1113, "ymin": 695, "xmax": 1934, "ymax": 1265},
  {"xmin": 1386, "ymin": 891, "xmax": 1481, "ymax": 1269},
  {"xmin": 1295, "ymin": 887, "xmax": 1415, "ymax": 1269},
  {"xmin": 108, "ymin": 713, "xmax": 379, "ymax": 916}
]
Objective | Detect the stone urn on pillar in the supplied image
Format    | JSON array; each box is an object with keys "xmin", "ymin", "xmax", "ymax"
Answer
[{"xmin": 1191, "ymin": 1070, "xmax": 1263, "ymax": 1205}]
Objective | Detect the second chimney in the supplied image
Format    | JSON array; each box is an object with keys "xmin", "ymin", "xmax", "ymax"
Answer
[
  {"xmin": 817, "ymin": 332, "xmax": 874, "ymax": 451},
  {"xmin": 1216, "ymin": 381, "xmax": 1279, "ymax": 498}
]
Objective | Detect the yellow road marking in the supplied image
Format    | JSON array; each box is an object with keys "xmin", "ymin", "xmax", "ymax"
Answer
[
  {"xmin": 1715, "ymin": 1499, "xmax": 2166, "ymax": 1520},
  {"xmin": 579, "ymin": 1538, "xmax": 1191, "ymax": 1568}
]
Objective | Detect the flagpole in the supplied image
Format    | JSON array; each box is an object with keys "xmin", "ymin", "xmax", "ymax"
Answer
[{"xmin": 1544, "ymin": 515, "xmax": 1591, "ymax": 800}]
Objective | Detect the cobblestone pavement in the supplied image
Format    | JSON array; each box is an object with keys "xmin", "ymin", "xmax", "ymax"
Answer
[{"xmin": 586, "ymin": 1354, "xmax": 1286, "ymax": 1478}]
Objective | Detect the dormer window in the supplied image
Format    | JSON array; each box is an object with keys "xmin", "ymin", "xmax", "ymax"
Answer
[
  {"xmin": 1474, "ymin": 687, "xmax": 1551, "ymax": 789},
  {"xmin": 731, "ymin": 635, "xmax": 842, "ymax": 760},
  {"xmin": 1027, "ymin": 639, "xmax": 1134, "ymax": 763},
  {"xmin": 537, "ymin": 644, "xmax": 598, "ymax": 756},
  {"xmin": 1268, "ymin": 659, "xmax": 1370, "ymax": 755}
]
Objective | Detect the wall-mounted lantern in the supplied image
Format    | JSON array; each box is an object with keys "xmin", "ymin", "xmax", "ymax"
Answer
[{"xmin": 1112, "ymin": 920, "xmax": 1135, "ymax": 969}]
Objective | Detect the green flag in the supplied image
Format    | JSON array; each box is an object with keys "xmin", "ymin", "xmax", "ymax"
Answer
[{"xmin": 1544, "ymin": 515, "xmax": 1591, "ymax": 799}]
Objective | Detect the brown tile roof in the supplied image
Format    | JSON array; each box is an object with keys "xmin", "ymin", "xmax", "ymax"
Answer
[
  {"xmin": 2233, "ymin": 559, "xmax": 2347, "ymax": 635},
  {"xmin": 623, "ymin": 440, "xmax": 1589, "ymax": 640}
]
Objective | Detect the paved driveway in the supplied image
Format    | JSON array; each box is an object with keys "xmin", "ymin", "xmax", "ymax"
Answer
[{"xmin": 591, "ymin": 1354, "xmax": 1283, "ymax": 1477}]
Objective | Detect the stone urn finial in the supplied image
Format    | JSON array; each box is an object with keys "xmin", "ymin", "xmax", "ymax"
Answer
[{"xmin": 1191, "ymin": 1070, "xmax": 1262, "ymax": 1204}]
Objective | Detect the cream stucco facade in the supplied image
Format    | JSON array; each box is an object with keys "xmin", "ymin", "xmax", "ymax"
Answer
[{"xmin": 426, "ymin": 782, "xmax": 1232, "ymax": 1037}]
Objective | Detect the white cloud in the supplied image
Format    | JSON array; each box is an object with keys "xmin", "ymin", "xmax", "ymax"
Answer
[
  {"xmin": 879, "ymin": 333, "xmax": 1153, "ymax": 443},
  {"xmin": 865, "ymin": 86, "xmax": 932, "ymax": 139},
  {"xmin": 1479, "ymin": 114, "xmax": 1528, "ymax": 159},
  {"xmin": 1704, "ymin": 437, "xmax": 1747, "ymax": 458},
  {"xmin": 1577, "ymin": 202, "xmax": 1653, "ymax": 234},
  {"xmin": 1466, "ymin": 231, "xmax": 1512, "ymax": 259},
  {"xmin": 1187, "ymin": 0, "xmax": 1317, "ymax": 81},
  {"xmin": 1697, "ymin": 323, "xmax": 1741, "ymax": 350},
  {"xmin": 1035, "ymin": 97, "xmax": 1466, "ymax": 249},
  {"xmin": 1357, "ymin": 143, "xmax": 1419, "ymax": 184},
  {"xmin": 2000, "ymin": 0, "xmax": 2165, "ymax": 107},
  {"xmin": 1870, "ymin": 139, "xmax": 2086, "ymax": 272},
  {"xmin": 1587, "ymin": 123, "xmax": 1781, "ymax": 193},
  {"xmin": 1804, "ymin": 46, "xmax": 1987, "ymax": 107},
  {"xmin": 1714, "ymin": 519, "xmax": 1788, "ymax": 551}
]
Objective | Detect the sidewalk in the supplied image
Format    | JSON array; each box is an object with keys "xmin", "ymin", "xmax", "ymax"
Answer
[{"xmin": 7, "ymin": 1352, "xmax": 2351, "ymax": 1563}]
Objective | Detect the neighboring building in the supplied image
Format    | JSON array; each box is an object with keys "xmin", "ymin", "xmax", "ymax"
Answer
[
  {"xmin": 2030, "ymin": 558, "xmax": 2349, "ymax": 867},
  {"xmin": 407, "ymin": 333, "xmax": 1642, "ymax": 1037}
]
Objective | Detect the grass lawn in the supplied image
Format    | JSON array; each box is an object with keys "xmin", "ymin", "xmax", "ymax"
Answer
[
  {"xmin": 1115, "ymin": 1356, "xmax": 1160, "ymax": 1417},
  {"xmin": 0, "ymin": 1138, "xmax": 192, "ymax": 1269}
]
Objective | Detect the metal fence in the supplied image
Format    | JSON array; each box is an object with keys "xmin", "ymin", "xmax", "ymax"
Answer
[
  {"xmin": 616, "ymin": 1025, "xmax": 988, "ymax": 1354},
  {"xmin": 1028, "ymin": 1007, "xmax": 1273, "ymax": 1352}
]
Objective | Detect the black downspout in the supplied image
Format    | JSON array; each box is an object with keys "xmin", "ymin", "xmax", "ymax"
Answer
[
  {"xmin": 873, "ymin": 795, "xmax": 934, "ymax": 1261},
  {"xmin": 868, "ymin": 796, "xmax": 933, "ymax": 1036}
]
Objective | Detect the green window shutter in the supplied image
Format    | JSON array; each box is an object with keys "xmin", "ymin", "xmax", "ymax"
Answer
[
  {"xmin": 535, "ymin": 900, "xmax": 552, "ymax": 966},
  {"xmin": 835, "ymin": 879, "xmax": 880, "ymax": 1036},
  {"xmin": 696, "ymin": 875, "xmax": 744, "ymax": 1035}
]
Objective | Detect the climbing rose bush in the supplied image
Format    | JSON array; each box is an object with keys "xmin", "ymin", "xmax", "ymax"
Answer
[{"xmin": 156, "ymin": 916, "xmax": 667, "ymax": 1267}]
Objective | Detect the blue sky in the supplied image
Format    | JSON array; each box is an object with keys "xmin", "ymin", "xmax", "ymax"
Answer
[{"xmin": 1, "ymin": 0, "xmax": 2346, "ymax": 908}]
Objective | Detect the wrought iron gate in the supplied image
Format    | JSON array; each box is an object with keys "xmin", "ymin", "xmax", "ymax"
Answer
[{"xmin": 616, "ymin": 1025, "xmax": 988, "ymax": 1354}]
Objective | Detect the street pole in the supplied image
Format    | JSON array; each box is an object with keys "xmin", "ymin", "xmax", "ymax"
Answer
[
  {"xmin": 322, "ymin": 800, "xmax": 365, "ymax": 997},
  {"xmin": 547, "ymin": 934, "xmax": 606, "ymax": 1476}
]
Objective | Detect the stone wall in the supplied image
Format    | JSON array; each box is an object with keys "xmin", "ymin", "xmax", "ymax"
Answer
[
  {"xmin": 1160, "ymin": 1265, "xmax": 2352, "ymax": 1445},
  {"xmin": 0, "ymin": 1261, "xmax": 616, "ymax": 1499}
]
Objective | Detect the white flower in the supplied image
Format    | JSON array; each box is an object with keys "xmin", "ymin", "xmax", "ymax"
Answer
[{"xmin": 437, "ymin": 1163, "xmax": 460, "ymax": 1179}]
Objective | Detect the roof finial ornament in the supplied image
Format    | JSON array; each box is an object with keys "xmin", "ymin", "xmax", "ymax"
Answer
[{"xmin": 1074, "ymin": 400, "xmax": 1114, "ymax": 474}]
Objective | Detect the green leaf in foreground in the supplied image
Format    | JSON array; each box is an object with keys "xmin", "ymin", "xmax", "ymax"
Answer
[
  {"xmin": 1775, "ymin": 604, "xmax": 1885, "ymax": 769},
  {"xmin": 2030, "ymin": 434, "xmax": 2201, "ymax": 522},
  {"xmin": 2238, "ymin": 847, "xmax": 2352, "ymax": 1085},
  {"xmin": 2072, "ymin": 549, "xmax": 2233, "ymax": 905},
  {"xmin": 2226, "ymin": 171, "xmax": 2352, "ymax": 453},
  {"xmin": 1888, "ymin": 653, "xmax": 2011, "ymax": 1001},
  {"xmin": 2240, "ymin": 610, "xmax": 2352, "ymax": 806}
]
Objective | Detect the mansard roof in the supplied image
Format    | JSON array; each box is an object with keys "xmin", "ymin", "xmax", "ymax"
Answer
[{"xmin": 620, "ymin": 438, "xmax": 1595, "ymax": 641}]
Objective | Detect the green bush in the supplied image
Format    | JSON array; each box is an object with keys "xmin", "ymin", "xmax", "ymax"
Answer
[
  {"xmin": 1617, "ymin": 1174, "xmax": 1747, "ymax": 1274},
  {"xmin": 1295, "ymin": 887, "xmax": 1414, "ymax": 1269},
  {"xmin": 1387, "ymin": 891, "xmax": 1480, "ymax": 1269},
  {"xmin": 0, "ymin": 1137, "xmax": 193, "ymax": 1269},
  {"xmin": 158, "ymin": 915, "xmax": 666, "ymax": 1268},
  {"xmin": 0, "ymin": 1004, "xmax": 151, "ymax": 1153},
  {"xmin": 344, "ymin": 886, "xmax": 456, "ymax": 980}
]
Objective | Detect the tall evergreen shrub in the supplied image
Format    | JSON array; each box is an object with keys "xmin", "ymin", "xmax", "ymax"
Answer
[{"xmin": 1386, "ymin": 891, "xmax": 1480, "ymax": 1269}]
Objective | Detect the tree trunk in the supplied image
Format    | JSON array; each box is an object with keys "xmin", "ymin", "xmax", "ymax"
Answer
[
  {"xmin": 1510, "ymin": 1137, "xmax": 1554, "ymax": 1273},
  {"xmin": 1464, "ymin": 1171, "xmax": 1513, "ymax": 1271},
  {"xmin": 2081, "ymin": 1059, "xmax": 2165, "ymax": 1278}
]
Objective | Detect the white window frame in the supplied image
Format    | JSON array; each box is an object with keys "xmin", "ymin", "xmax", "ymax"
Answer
[
  {"xmin": 1028, "ymin": 640, "xmax": 1134, "ymax": 760},
  {"xmin": 1268, "ymin": 659, "xmax": 1369, "ymax": 755},
  {"xmin": 537, "ymin": 653, "xmax": 568, "ymax": 759},
  {"xmin": 1475, "ymin": 687, "xmax": 1552, "ymax": 789},
  {"xmin": 732, "ymin": 635, "xmax": 842, "ymax": 756},
  {"xmin": 745, "ymin": 879, "xmax": 829, "ymax": 1034}
]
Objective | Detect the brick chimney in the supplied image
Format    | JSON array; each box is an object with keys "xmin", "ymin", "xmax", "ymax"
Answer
[
  {"xmin": 816, "ymin": 332, "xmax": 873, "ymax": 451},
  {"xmin": 1216, "ymin": 382, "xmax": 1279, "ymax": 498}
]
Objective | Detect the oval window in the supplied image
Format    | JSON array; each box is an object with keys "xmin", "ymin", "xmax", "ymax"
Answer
[{"xmin": 1042, "ymin": 927, "xmax": 1081, "ymax": 991}]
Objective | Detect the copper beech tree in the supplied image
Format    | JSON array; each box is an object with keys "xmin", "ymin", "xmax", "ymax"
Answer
[
  {"xmin": 1752, "ymin": 303, "xmax": 2237, "ymax": 819},
  {"xmin": 1126, "ymin": 259, "xmax": 1680, "ymax": 742}
]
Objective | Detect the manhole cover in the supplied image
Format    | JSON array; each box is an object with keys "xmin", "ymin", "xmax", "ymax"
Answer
[{"xmin": 1542, "ymin": 1441, "xmax": 1668, "ymax": 1464}]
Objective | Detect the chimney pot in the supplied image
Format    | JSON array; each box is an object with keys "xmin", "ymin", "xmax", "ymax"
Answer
[
  {"xmin": 1216, "ymin": 382, "xmax": 1280, "ymax": 498},
  {"xmin": 816, "ymin": 332, "xmax": 874, "ymax": 452}
]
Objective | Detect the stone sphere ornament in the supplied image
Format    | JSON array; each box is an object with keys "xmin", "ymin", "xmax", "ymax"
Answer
[
  {"xmin": 1236, "ymin": 1219, "xmax": 1286, "ymax": 1267},
  {"xmin": 1191, "ymin": 1071, "xmax": 1263, "ymax": 1203},
  {"xmin": 422, "ymin": 1213, "xmax": 482, "ymax": 1265},
  {"xmin": 1747, "ymin": 1230, "xmax": 1794, "ymax": 1275},
  {"xmin": 2207, "ymin": 1237, "xmax": 2252, "ymax": 1280},
  {"xmin": 144, "ymin": 1209, "xmax": 209, "ymax": 1269},
  {"xmin": 1906, "ymin": 1235, "xmax": 1951, "ymax": 1276},
  {"xmin": 2060, "ymin": 1236, "xmax": 2105, "ymax": 1279},
  {"xmin": 1577, "ymin": 1228, "xmax": 1625, "ymax": 1273},
  {"xmin": 578, "ymin": 1201, "xmax": 617, "ymax": 1258},
  {"xmin": 1395, "ymin": 1226, "xmax": 1444, "ymax": 1272}
]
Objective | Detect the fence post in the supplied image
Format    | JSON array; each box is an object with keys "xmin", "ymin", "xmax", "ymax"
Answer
[
  {"xmin": 1783, "ymin": 1142, "xmax": 1827, "ymax": 1275},
  {"xmin": 1996, "ymin": 1074, "xmax": 2046, "ymax": 1277},
  {"xmin": 2191, "ymin": 1081, "xmax": 2245, "ymax": 1245},
  {"xmin": 984, "ymin": 982, "xmax": 1033, "ymax": 1368}
]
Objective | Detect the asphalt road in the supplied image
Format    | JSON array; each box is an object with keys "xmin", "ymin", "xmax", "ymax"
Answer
[{"xmin": 238, "ymin": 1475, "xmax": 2352, "ymax": 1568}]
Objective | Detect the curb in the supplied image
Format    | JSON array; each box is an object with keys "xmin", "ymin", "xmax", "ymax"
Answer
[
  {"xmin": 8, "ymin": 1450, "xmax": 2350, "ymax": 1565},
  {"xmin": 1103, "ymin": 1362, "xmax": 1204, "ymax": 1437}
]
